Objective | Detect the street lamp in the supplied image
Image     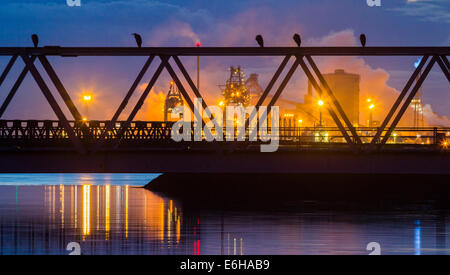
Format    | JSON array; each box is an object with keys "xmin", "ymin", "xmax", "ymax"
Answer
[
  {"xmin": 297, "ymin": 119, "xmax": 303, "ymax": 138},
  {"xmin": 83, "ymin": 94, "xmax": 92, "ymax": 121},
  {"xmin": 368, "ymin": 103, "xmax": 375, "ymax": 127},
  {"xmin": 317, "ymin": 99, "xmax": 324, "ymax": 126}
]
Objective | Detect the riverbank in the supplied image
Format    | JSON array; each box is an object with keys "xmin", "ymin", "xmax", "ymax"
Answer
[{"xmin": 144, "ymin": 173, "xmax": 450, "ymax": 210}]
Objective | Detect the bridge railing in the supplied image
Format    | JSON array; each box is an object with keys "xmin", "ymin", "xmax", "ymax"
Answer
[{"xmin": 0, "ymin": 120, "xmax": 448, "ymax": 146}]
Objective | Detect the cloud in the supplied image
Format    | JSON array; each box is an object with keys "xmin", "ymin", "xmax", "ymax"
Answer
[
  {"xmin": 146, "ymin": 21, "xmax": 200, "ymax": 46},
  {"xmin": 134, "ymin": 85, "xmax": 166, "ymax": 121},
  {"xmin": 389, "ymin": 0, "xmax": 450, "ymax": 23},
  {"xmin": 0, "ymin": 1, "xmax": 447, "ymax": 125},
  {"xmin": 423, "ymin": 104, "xmax": 450, "ymax": 126}
]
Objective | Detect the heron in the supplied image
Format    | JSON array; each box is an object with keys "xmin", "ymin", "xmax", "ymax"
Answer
[
  {"xmin": 31, "ymin": 34, "xmax": 39, "ymax": 48},
  {"xmin": 360, "ymin": 34, "xmax": 366, "ymax": 47},
  {"xmin": 293, "ymin": 33, "xmax": 301, "ymax": 47},
  {"xmin": 132, "ymin": 33, "xmax": 142, "ymax": 48},
  {"xmin": 255, "ymin": 34, "xmax": 264, "ymax": 48}
]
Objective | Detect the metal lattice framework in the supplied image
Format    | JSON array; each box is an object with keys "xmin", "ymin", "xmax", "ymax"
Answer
[{"xmin": 0, "ymin": 46, "xmax": 448, "ymax": 153}]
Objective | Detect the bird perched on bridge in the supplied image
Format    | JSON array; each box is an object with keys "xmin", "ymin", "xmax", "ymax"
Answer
[
  {"xmin": 360, "ymin": 34, "xmax": 366, "ymax": 47},
  {"xmin": 293, "ymin": 33, "xmax": 302, "ymax": 47},
  {"xmin": 132, "ymin": 33, "xmax": 142, "ymax": 48},
  {"xmin": 31, "ymin": 34, "xmax": 39, "ymax": 48},
  {"xmin": 255, "ymin": 34, "xmax": 264, "ymax": 48}
]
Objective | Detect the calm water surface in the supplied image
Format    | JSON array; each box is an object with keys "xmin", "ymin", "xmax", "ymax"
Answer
[{"xmin": 0, "ymin": 173, "xmax": 449, "ymax": 255}]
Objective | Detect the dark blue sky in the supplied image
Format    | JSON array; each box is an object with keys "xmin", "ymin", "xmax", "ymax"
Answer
[
  {"xmin": 1, "ymin": 0, "xmax": 448, "ymax": 47},
  {"xmin": 0, "ymin": 0, "xmax": 448, "ymax": 121}
]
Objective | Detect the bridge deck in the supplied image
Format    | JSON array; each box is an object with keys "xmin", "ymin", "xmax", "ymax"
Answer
[
  {"xmin": 0, "ymin": 120, "xmax": 448, "ymax": 173},
  {"xmin": 0, "ymin": 148, "xmax": 447, "ymax": 174}
]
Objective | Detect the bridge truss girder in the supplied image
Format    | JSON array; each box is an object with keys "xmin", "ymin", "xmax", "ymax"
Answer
[{"xmin": 0, "ymin": 47, "xmax": 448, "ymax": 153}]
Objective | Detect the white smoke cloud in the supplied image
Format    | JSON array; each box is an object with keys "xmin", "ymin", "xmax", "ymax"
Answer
[
  {"xmin": 147, "ymin": 21, "xmax": 201, "ymax": 46},
  {"xmin": 423, "ymin": 104, "xmax": 450, "ymax": 126}
]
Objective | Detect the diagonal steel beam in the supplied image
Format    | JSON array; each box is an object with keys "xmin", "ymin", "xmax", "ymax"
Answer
[
  {"xmin": 0, "ymin": 56, "xmax": 37, "ymax": 118},
  {"xmin": 111, "ymin": 55, "xmax": 155, "ymax": 122},
  {"xmin": 305, "ymin": 55, "xmax": 362, "ymax": 145},
  {"xmin": 298, "ymin": 56, "xmax": 356, "ymax": 148},
  {"xmin": 172, "ymin": 55, "xmax": 212, "ymax": 118},
  {"xmin": 246, "ymin": 55, "xmax": 291, "ymax": 129},
  {"xmin": 160, "ymin": 56, "xmax": 195, "ymax": 114},
  {"xmin": 256, "ymin": 55, "xmax": 291, "ymax": 108},
  {"xmin": 20, "ymin": 54, "xmax": 85, "ymax": 154},
  {"xmin": 370, "ymin": 55, "xmax": 429, "ymax": 146},
  {"xmin": 92, "ymin": 56, "xmax": 155, "ymax": 151},
  {"xmin": 257, "ymin": 57, "xmax": 300, "ymax": 129},
  {"xmin": 113, "ymin": 58, "xmax": 166, "ymax": 145},
  {"xmin": 441, "ymin": 55, "xmax": 449, "ymax": 71},
  {"xmin": 114, "ymin": 56, "xmax": 202, "ymax": 148},
  {"xmin": 267, "ymin": 58, "xmax": 300, "ymax": 110},
  {"xmin": 162, "ymin": 55, "xmax": 211, "ymax": 141},
  {"xmin": 251, "ymin": 58, "xmax": 304, "ymax": 152},
  {"xmin": 0, "ymin": 55, "xmax": 18, "ymax": 88},
  {"xmin": 126, "ymin": 59, "xmax": 165, "ymax": 122},
  {"xmin": 38, "ymin": 56, "xmax": 82, "ymax": 121},
  {"xmin": 436, "ymin": 55, "xmax": 450, "ymax": 82},
  {"xmin": 379, "ymin": 56, "xmax": 437, "ymax": 146},
  {"xmin": 172, "ymin": 55, "xmax": 224, "ymax": 151}
]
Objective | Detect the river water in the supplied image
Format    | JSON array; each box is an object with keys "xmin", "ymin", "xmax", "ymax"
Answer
[{"xmin": 0, "ymin": 173, "xmax": 448, "ymax": 255}]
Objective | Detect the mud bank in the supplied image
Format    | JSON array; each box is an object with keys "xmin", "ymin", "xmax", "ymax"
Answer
[{"xmin": 144, "ymin": 173, "xmax": 450, "ymax": 209}]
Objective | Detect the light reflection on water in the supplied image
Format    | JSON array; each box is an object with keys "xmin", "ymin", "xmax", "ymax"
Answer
[
  {"xmin": 0, "ymin": 183, "xmax": 186, "ymax": 255},
  {"xmin": 0, "ymin": 174, "xmax": 449, "ymax": 255}
]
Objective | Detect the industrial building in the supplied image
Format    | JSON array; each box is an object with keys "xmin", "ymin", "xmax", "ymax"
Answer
[
  {"xmin": 275, "ymin": 69, "xmax": 361, "ymax": 128},
  {"xmin": 319, "ymin": 69, "xmax": 360, "ymax": 126},
  {"xmin": 164, "ymin": 81, "xmax": 184, "ymax": 121},
  {"xmin": 220, "ymin": 66, "xmax": 251, "ymax": 107}
]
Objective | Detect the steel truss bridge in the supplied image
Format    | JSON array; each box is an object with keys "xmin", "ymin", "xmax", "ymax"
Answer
[{"xmin": 0, "ymin": 46, "xmax": 448, "ymax": 173}]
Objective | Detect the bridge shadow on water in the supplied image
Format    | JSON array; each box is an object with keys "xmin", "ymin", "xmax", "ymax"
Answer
[{"xmin": 145, "ymin": 173, "xmax": 450, "ymax": 212}]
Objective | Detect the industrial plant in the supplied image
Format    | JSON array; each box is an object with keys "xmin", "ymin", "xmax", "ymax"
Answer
[{"xmin": 163, "ymin": 66, "xmax": 427, "ymax": 131}]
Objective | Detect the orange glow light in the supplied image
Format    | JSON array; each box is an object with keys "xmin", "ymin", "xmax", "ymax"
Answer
[{"xmin": 443, "ymin": 141, "xmax": 449, "ymax": 149}]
